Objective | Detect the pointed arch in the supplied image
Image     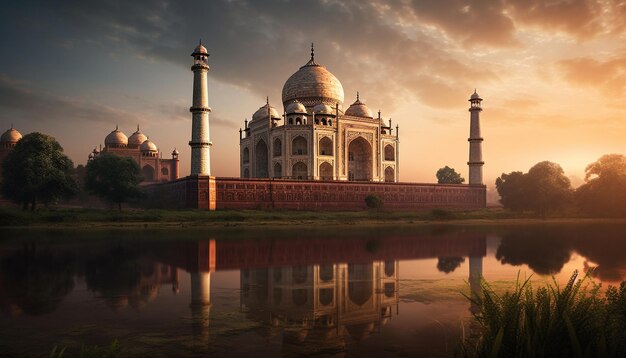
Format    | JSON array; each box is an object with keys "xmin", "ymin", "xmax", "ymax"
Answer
[
  {"xmin": 255, "ymin": 139, "xmax": 268, "ymax": 178},
  {"xmin": 292, "ymin": 136, "xmax": 307, "ymax": 155},
  {"xmin": 319, "ymin": 162, "xmax": 333, "ymax": 180},
  {"xmin": 318, "ymin": 136, "xmax": 333, "ymax": 156},
  {"xmin": 292, "ymin": 162, "xmax": 307, "ymax": 180},
  {"xmin": 384, "ymin": 144, "xmax": 395, "ymax": 161},
  {"xmin": 347, "ymin": 137, "xmax": 372, "ymax": 181},
  {"xmin": 384, "ymin": 166, "xmax": 395, "ymax": 182}
]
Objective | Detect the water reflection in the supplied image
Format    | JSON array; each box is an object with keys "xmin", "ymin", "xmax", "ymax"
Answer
[{"xmin": 0, "ymin": 224, "xmax": 625, "ymax": 356}]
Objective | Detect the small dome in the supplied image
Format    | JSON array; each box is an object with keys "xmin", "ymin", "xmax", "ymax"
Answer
[
  {"xmin": 128, "ymin": 125, "xmax": 147, "ymax": 147},
  {"xmin": 193, "ymin": 41, "xmax": 208, "ymax": 55},
  {"xmin": 285, "ymin": 100, "xmax": 307, "ymax": 114},
  {"xmin": 104, "ymin": 126, "xmax": 128, "ymax": 147},
  {"xmin": 140, "ymin": 139, "xmax": 158, "ymax": 152},
  {"xmin": 252, "ymin": 102, "xmax": 281, "ymax": 122},
  {"xmin": 345, "ymin": 93, "xmax": 373, "ymax": 118},
  {"xmin": 470, "ymin": 90, "xmax": 481, "ymax": 100},
  {"xmin": 313, "ymin": 103, "xmax": 334, "ymax": 115},
  {"xmin": 1, "ymin": 126, "xmax": 22, "ymax": 143},
  {"xmin": 172, "ymin": 148, "xmax": 179, "ymax": 156}
]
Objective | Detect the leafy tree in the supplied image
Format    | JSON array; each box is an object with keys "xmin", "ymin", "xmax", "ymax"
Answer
[
  {"xmin": 85, "ymin": 153, "xmax": 143, "ymax": 211},
  {"xmin": 495, "ymin": 171, "xmax": 528, "ymax": 211},
  {"xmin": 1, "ymin": 132, "xmax": 77, "ymax": 210},
  {"xmin": 436, "ymin": 166, "xmax": 465, "ymax": 184},
  {"xmin": 495, "ymin": 161, "xmax": 572, "ymax": 216},
  {"xmin": 525, "ymin": 161, "xmax": 572, "ymax": 216},
  {"xmin": 576, "ymin": 154, "xmax": 626, "ymax": 217}
]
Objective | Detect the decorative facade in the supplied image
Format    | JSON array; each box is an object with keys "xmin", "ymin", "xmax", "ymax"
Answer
[
  {"xmin": 89, "ymin": 125, "xmax": 180, "ymax": 183},
  {"xmin": 239, "ymin": 45, "xmax": 400, "ymax": 182}
]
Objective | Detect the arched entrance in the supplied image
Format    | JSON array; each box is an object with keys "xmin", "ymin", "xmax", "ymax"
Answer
[
  {"xmin": 142, "ymin": 165, "xmax": 155, "ymax": 181},
  {"xmin": 319, "ymin": 137, "xmax": 333, "ymax": 156},
  {"xmin": 243, "ymin": 168, "xmax": 249, "ymax": 178},
  {"xmin": 292, "ymin": 162, "xmax": 307, "ymax": 179},
  {"xmin": 319, "ymin": 162, "xmax": 333, "ymax": 180},
  {"xmin": 274, "ymin": 162, "xmax": 282, "ymax": 178},
  {"xmin": 384, "ymin": 144, "xmax": 395, "ymax": 161},
  {"xmin": 292, "ymin": 136, "xmax": 307, "ymax": 155},
  {"xmin": 348, "ymin": 137, "xmax": 372, "ymax": 181},
  {"xmin": 384, "ymin": 166, "xmax": 395, "ymax": 182},
  {"xmin": 255, "ymin": 140, "xmax": 268, "ymax": 178}
]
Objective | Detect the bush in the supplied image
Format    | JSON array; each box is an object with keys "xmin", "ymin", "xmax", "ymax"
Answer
[
  {"xmin": 460, "ymin": 271, "xmax": 626, "ymax": 357},
  {"xmin": 364, "ymin": 194, "xmax": 383, "ymax": 209}
]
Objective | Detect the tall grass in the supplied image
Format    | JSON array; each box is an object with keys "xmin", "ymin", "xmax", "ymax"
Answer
[{"xmin": 460, "ymin": 271, "xmax": 626, "ymax": 357}]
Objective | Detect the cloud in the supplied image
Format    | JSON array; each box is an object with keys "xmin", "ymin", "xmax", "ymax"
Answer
[
  {"xmin": 5, "ymin": 0, "xmax": 499, "ymax": 112},
  {"xmin": 505, "ymin": 0, "xmax": 603, "ymax": 39},
  {"xmin": 0, "ymin": 74, "xmax": 141, "ymax": 125},
  {"xmin": 557, "ymin": 55, "xmax": 626, "ymax": 95}
]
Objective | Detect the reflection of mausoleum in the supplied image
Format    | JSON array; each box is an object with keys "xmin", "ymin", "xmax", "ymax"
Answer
[{"xmin": 240, "ymin": 261, "xmax": 399, "ymax": 344}]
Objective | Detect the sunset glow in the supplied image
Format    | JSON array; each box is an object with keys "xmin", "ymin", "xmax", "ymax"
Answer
[{"xmin": 1, "ymin": 1, "xmax": 625, "ymax": 192}]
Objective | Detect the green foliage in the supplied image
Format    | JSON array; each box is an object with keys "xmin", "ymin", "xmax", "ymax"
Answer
[
  {"xmin": 364, "ymin": 194, "xmax": 383, "ymax": 209},
  {"xmin": 496, "ymin": 161, "xmax": 573, "ymax": 216},
  {"xmin": 1, "ymin": 133, "xmax": 77, "ymax": 210},
  {"xmin": 85, "ymin": 153, "xmax": 143, "ymax": 211},
  {"xmin": 436, "ymin": 165, "xmax": 465, "ymax": 184},
  {"xmin": 430, "ymin": 208, "xmax": 456, "ymax": 220},
  {"xmin": 461, "ymin": 271, "xmax": 626, "ymax": 357},
  {"xmin": 575, "ymin": 154, "xmax": 626, "ymax": 217}
]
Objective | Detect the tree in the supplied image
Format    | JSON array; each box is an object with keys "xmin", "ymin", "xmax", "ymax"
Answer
[
  {"xmin": 85, "ymin": 153, "xmax": 143, "ymax": 211},
  {"xmin": 495, "ymin": 161, "xmax": 572, "ymax": 216},
  {"xmin": 525, "ymin": 161, "xmax": 572, "ymax": 216},
  {"xmin": 1, "ymin": 133, "xmax": 77, "ymax": 210},
  {"xmin": 576, "ymin": 154, "xmax": 626, "ymax": 217},
  {"xmin": 436, "ymin": 166, "xmax": 465, "ymax": 184}
]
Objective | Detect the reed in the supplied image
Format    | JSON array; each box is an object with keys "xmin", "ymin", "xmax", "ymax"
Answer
[{"xmin": 460, "ymin": 271, "xmax": 626, "ymax": 357}]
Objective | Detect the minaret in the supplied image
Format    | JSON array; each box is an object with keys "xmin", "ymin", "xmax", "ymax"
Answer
[
  {"xmin": 189, "ymin": 41, "xmax": 212, "ymax": 175},
  {"xmin": 468, "ymin": 90, "xmax": 484, "ymax": 185}
]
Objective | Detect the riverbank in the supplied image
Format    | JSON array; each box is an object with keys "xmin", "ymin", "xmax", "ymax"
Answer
[{"xmin": 1, "ymin": 207, "xmax": 624, "ymax": 228}]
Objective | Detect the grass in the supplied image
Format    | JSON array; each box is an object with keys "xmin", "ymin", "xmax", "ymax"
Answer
[
  {"xmin": 50, "ymin": 339, "xmax": 120, "ymax": 358},
  {"xmin": 460, "ymin": 271, "xmax": 626, "ymax": 357},
  {"xmin": 0, "ymin": 206, "xmax": 548, "ymax": 228}
]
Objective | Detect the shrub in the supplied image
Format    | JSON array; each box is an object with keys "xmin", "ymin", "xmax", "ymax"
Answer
[
  {"xmin": 460, "ymin": 271, "xmax": 626, "ymax": 357},
  {"xmin": 364, "ymin": 194, "xmax": 383, "ymax": 209}
]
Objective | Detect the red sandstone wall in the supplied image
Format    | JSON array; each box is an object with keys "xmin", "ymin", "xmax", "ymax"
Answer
[
  {"xmin": 147, "ymin": 176, "xmax": 486, "ymax": 211},
  {"xmin": 214, "ymin": 177, "xmax": 486, "ymax": 211}
]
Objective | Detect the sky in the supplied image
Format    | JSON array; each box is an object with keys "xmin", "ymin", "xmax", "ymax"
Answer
[{"xmin": 1, "ymin": 0, "xmax": 626, "ymax": 192}]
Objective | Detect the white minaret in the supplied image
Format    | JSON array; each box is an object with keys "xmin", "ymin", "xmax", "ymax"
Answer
[
  {"xmin": 468, "ymin": 90, "xmax": 484, "ymax": 185},
  {"xmin": 189, "ymin": 41, "xmax": 212, "ymax": 175}
]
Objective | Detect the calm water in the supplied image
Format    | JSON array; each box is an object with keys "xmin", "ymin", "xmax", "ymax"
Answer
[{"xmin": 1, "ymin": 224, "xmax": 626, "ymax": 357}]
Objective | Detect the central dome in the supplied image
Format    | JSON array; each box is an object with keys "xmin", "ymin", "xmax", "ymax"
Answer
[{"xmin": 282, "ymin": 48, "xmax": 344, "ymax": 108}]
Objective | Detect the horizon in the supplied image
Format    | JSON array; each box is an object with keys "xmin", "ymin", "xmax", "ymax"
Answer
[{"xmin": 2, "ymin": 1, "xmax": 625, "ymax": 189}]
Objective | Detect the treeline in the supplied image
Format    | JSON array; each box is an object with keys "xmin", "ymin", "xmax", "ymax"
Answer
[
  {"xmin": 496, "ymin": 154, "xmax": 626, "ymax": 217},
  {"xmin": 1, "ymin": 133, "xmax": 143, "ymax": 211}
]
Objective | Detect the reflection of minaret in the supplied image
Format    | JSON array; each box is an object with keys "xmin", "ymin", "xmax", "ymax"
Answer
[
  {"xmin": 468, "ymin": 254, "xmax": 483, "ymax": 342},
  {"xmin": 190, "ymin": 240, "xmax": 215, "ymax": 344}
]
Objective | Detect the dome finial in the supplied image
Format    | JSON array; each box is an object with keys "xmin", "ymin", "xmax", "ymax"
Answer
[
  {"xmin": 115, "ymin": 124, "xmax": 119, "ymax": 131},
  {"xmin": 356, "ymin": 91, "xmax": 359, "ymax": 101},
  {"xmin": 266, "ymin": 96, "xmax": 269, "ymax": 105},
  {"xmin": 311, "ymin": 42, "xmax": 314, "ymax": 61},
  {"xmin": 136, "ymin": 124, "xmax": 140, "ymax": 132}
]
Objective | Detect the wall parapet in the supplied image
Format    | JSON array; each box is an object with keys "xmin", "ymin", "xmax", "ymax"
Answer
[{"xmin": 147, "ymin": 176, "xmax": 486, "ymax": 211}]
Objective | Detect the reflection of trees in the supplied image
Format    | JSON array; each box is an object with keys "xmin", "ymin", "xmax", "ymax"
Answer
[
  {"xmin": 496, "ymin": 235, "xmax": 571, "ymax": 275},
  {"xmin": 0, "ymin": 244, "xmax": 75, "ymax": 316},
  {"xmin": 84, "ymin": 246, "xmax": 142, "ymax": 310},
  {"xmin": 437, "ymin": 257, "xmax": 465, "ymax": 274}
]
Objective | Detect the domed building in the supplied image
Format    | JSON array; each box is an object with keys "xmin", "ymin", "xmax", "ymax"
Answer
[
  {"xmin": 239, "ymin": 45, "xmax": 399, "ymax": 182},
  {"xmin": 0, "ymin": 125, "xmax": 23, "ymax": 180},
  {"xmin": 90, "ymin": 125, "xmax": 180, "ymax": 183}
]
